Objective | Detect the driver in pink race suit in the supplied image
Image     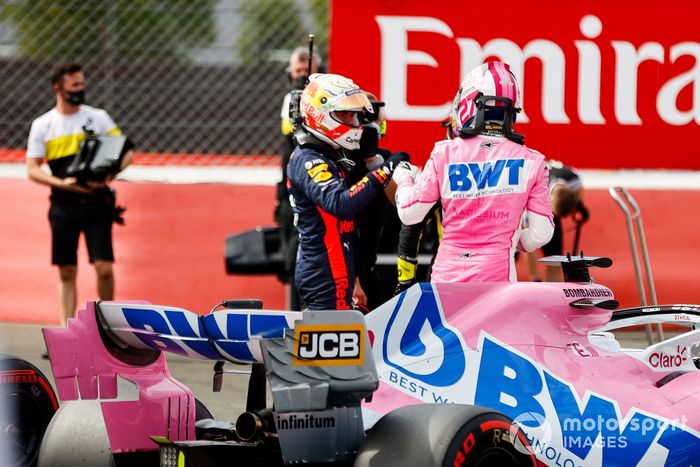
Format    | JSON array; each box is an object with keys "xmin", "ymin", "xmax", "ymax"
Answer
[{"xmin": 394, "ymin": 61, "xmax": 554, "ymax": 283}]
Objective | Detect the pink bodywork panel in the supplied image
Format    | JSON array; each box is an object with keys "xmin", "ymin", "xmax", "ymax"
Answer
[
  {"xmin": 42, "ymin": 301, "xmax": 195, "ymax": 453},
  {"xmin": 364, "ymin": 282, "xmax": 700, "ymax": 433}
]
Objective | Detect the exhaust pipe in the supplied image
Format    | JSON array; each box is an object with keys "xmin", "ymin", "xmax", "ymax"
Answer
[{"xmin": 235, "ymin": 408, "xmax": 275, "ymax": 441}]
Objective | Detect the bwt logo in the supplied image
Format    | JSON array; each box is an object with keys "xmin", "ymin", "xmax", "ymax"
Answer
[
  {"xmin": 294, "ymin": 325, "xmax": 364, "ymax": 366},
  {"xmin": 447, "ymin": 159, "xmax": 524, "ymax": 192},
  {"xmin": 119, "ymin": 306, "xmax": 291, "ymax": 363},
  {"xmin": 474, "ymin": 335, "xmax": 700, "ymax": 465}
]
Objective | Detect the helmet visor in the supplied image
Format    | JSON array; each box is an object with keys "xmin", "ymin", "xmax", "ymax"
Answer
[{"xmin": 331, "ymin": 90, "xmax": 372, "ymax": 112}]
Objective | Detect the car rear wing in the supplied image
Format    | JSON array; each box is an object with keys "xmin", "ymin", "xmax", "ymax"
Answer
[{"xmin": 95, "ymin": 301, "xmax": 302, "ymax": 364}]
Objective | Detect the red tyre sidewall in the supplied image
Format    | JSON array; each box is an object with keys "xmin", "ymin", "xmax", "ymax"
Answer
[
  {"xmin": 445, "ymin": 413, "xmax": 537, "ymax": 467},
  {"xmin": 0, "ymin": 355, "xmax": 58, "ymax": 467}
]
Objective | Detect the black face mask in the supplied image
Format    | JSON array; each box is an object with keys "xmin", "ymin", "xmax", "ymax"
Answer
[
  {"xmin": 348, "ymin": 126, "xmax": 379, "ymax": 163},
  {"xmin": 292, "ymin": 75, "xmax": 307, "ymax": 91},
  {"xmin": 64, "ymin": 89, "xmax": 85, "ymax": 106}
]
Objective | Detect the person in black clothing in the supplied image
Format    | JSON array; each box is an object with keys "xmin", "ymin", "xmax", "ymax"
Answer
[
  {"xmin": 287, "ymin": 73, "xmax": 407, "ymax": 310},
  {"xmin": 26, "ymin": 63, "xmax": 133, "ymax": 326},
  {"xmin": 394, "ymin": 203, "xmax": 442, "ymax": 295},
  {"xmin": 346, "ymin": 92, "xmax": 405, "ymax": 310},
  {"xmin": 277, "ymin": 46, "xmax": 324, "ymax": 194},
  {"xmin": 274, "ymin": 47, "xmax": 323, "ymax": 310},
  {"xmin": 526, "ymin": 160, "xmax": 589, "ymax": 281},
  {"xmin": 393, "ymin": 119, "xmax": 451, "ymax": 295}
]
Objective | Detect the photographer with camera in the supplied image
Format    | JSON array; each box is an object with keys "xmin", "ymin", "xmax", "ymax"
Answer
[
  {"xmin": 26, "ymin": 63, "xmax": 133, "ymax": 331},
  {"xmin": 279, "ymin": 46, "xmax": 323, "ymax": 152}
]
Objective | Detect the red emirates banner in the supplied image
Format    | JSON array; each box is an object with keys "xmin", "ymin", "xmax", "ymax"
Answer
[{"xmin": 329, "ymin": 0, "xmax": 700, "ymax": 169}]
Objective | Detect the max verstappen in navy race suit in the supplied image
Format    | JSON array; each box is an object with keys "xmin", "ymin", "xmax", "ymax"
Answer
[{"xmin": 287, "ymin": 73, "xmax": 407, "ymax": 310}]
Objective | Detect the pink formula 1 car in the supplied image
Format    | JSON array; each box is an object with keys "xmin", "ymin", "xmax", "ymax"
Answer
[{"xmin": 4, "ymin": 256, "xmax": 700, "ymax": 466}]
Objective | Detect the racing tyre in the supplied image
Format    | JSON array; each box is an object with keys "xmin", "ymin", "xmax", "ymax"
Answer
[
  {"xmin": 355, "ymin": 404, "xmax": 536, "ymax": 467},
  {"xmin": 38, "ymin": 400, "xmax": 115, "ymax": 467},
  {"xmin": 0, "ymin": 354, "xmax": 59, "ymax": 467},
  {"xmin": 195, "ymin": 398, "xmax": 213, "ymax": 421}
]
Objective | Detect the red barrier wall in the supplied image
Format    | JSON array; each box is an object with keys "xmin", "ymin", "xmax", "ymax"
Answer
[
  {"xmin": 1, "ymin": 178, "xmax": 699, "ymax": 324},
  {"xmin": 0, "ymin": 179, "xmax": 285, "ymax": 324}
]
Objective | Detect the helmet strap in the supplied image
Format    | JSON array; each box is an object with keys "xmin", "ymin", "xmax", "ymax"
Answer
[
  {"xmin": 335, "ymin": 149, "xmax": 357, "ymax": 172},
  {"xmin": 460, "ymin": 94, "xmax": 525, "ymax": 144}
]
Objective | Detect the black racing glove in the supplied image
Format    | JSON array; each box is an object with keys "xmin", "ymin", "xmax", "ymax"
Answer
[
  {"xmin": 353, "ymin": 125, "xmax": 379, "ymax": 161},
  {"xmin": 395, "ymin": 255, "xmax": 418, "ymax": 295},
  {"xmin": 368, "ymin": 151, "xmax": 410, "ymax": 188},
  {"xmin": 385, "ymin": 151, "xmax": 410, "ymax": 170}
]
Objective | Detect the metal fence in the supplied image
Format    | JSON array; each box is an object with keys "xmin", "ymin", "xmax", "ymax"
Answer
[{"xmin": 0, "ymin": 0, "xmax": 328, "ymax": 165}]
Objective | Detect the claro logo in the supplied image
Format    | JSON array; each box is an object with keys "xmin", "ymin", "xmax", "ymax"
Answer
[
  {"xmin": 294, "ymin": 324, "xmax": 364, "ymax": 366},
  {"xmin": 648, "ymin": 345, "xmax": 688, "ymax": 369},
  {"xmin": 377, "ymin": 14, "xmax": 700, "ymax": 126}
]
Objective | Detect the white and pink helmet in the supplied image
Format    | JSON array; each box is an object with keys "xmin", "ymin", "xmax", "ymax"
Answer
[{"xmin": 450, "ymin": 61, "xmax": 521, "ymax": 139}]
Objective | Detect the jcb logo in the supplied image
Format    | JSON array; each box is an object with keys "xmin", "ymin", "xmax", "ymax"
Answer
[{"xmin": 294, "ymin": 324, "xmax": 364, "ymax": 366}]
